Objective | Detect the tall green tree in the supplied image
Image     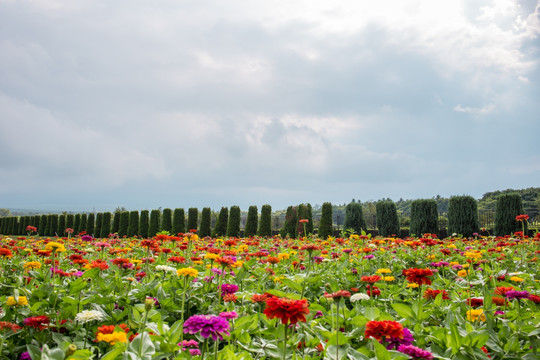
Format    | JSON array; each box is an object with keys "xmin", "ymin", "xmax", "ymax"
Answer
[
  {"xmin": 318, "ymin": 202, "xmax": 334, "ymax": 239},
  {"xmin": 199, "ymin": 207, "xmax": 212, "ymax": 237},
  {"xmin": 306, "ymin": 203, "xmax": 314, "ymax": 235},
  {"xmin": 128, "ymin": 210, "xmax": 140, "ymax": 237},
  {"xmin": 101, "ymin": 212, "xmax": 112, "ymax": 238},
  {"xmin": 213, "ymin": 207, "xmax": 229, "ymax": 237},
  {"xmin": 376, "ymin": 200, "xmax": 400, "ymax": 237},
  {"xmin": 79, "ymin": 214, "xmax": 87, "ymax": 234},
  {"xmin": 258, "ymin": 204, "xmax": 272, "ymax": 237},
  {"xmin": 139, "ymin": 210, "xmax": 150, "ymax": 238},
  {"xmin": 296, "ymin": 204, "xmax": 308, "ymax": 236},
  {"xmin": 244, "ymin": 206, "xmax": 258, "ymax": 237},
  {"xmin": 495, "ymin": 193, "xmax": 525, "ymax": 236},
  {"xmin": 280, "ymin": 206, "xmax": 298, "ymax": 238},
  {"xmin": 112, "ymin": 211, "xmax": 121, "ymax": 234},
  {"xmin": 172, "ymin": 208, "xmax": 186, "ymax": 235},
  {"xmin": 57, "ymin": 214, "xmax": 66, "ymax": 236},
  {"xmin": 447, "ymin": 196, "xmax": 478, "ymax": 237},
  {"xmin": 227, "ymin": 206, "xmax": 241, "ymax": 237},
  {"xmin": 94, "ymin": 213, "xmax": 103, "ymax": 238},
  {"xmin": 86, "ymin": 213, "xmax": 95, "ymax": 236},
  {"xmin": 118, "ymin": 211, "xmax": 130, "ymax": 237},
  {"xmin": 162, "ymin": 208, "xmax": 173, "ymax": 233},
  {"xmin": 66, "ymin": 214, "xmax": 74, "ymax": 230},
  {"xmin": 344, "ymin": 202, "xmax": 367, "ymax": 235},
  {"xmin": 410, "ymin": 199, "xmax": 439, "ymax": 236},
  {"xmin": 73, "ymin": 214, "xmax": 81, "ymax": 234},
  {"xmin": 187, "ymin": 208, "xmax": 199, "ymax": 233},
  {"xmin": 50, "ymin": 214, "xmax": 60, "ymax": 236},
  {"xmin": 39, "ymin": 215, "xmax": 48, "ymax": 236},
  {"xmin": 149, "ymin": 209, "xmax": 161, "ymax": 237}
]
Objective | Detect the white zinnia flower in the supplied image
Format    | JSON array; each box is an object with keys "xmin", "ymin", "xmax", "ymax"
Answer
[
  {"xmin": 350, "ymin": 293, "xmax": 370, "ymax": 302},
  {"xmin": 75, "ymin": 310, "xmax": 104, "ymax": 323},
  {"xmin": 156, "ymin": 265, "xmax": 176, "ymax": 273}
]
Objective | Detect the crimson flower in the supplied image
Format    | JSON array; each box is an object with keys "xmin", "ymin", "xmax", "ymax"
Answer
[
  {"xmin": 23, "ymin": 315, "xmax": 50, "ymax": 330},
  {"xmin": 402, "ymin": 268, "xmax": 433, "ymax": 285},
  {"xmin": 361, "ymin": 275, "xmax": 381, "ymax": 284},
  {"xmin": 324, "ymin": 290, "xmax": 351, "ymax": 300},
  {"xmin": 365, "ymin": 320, "xmax": 404, "ymax": 341},
  {"xmin": 423, "ymin": 288, "xmax": 450, "ymax": 300},
  {"xmin": 263, "ymin": 297, "xmax": 309, "ymax": 325},
  {"xmin": 516, "ymin": 214, "xmax": 529, "ymax": 222}
]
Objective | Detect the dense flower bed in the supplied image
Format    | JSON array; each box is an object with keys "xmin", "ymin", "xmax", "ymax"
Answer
[{"xmin": 1, "ymin": 230, "xmax": 540, "ymax": 359}]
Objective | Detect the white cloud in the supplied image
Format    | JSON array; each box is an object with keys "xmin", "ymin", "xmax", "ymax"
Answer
[{"xmin": 453, "ymin": 103, "xmax": 496, "ymax": 114}]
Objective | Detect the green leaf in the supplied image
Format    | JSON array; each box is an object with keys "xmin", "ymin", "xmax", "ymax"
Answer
[
  {"xmin": 372, "ymin": 340, "xmax": 391, "ymax": 360},
  {"xmin": 450, "ymin": 323, "xmax": 461, "ymax": 354},
  {"xmin": 281, "ymin": 278, "xmax": 302, "ymax": 293},
  {"xmin": 27, "ymin": 345, "xmax": 42, "ymax": 360},
  {"xmin": 128, "ymin": 332, "xmax": 156, "ymax": 360},
  {"xmin": 68, "ymin": 349, "xmax": 95, "ymax": 360},
  {"xmin": 391, "ymin": 302, "xmax": 413, "ymax": 319},
  {"xmin": 364, "ymin": 307, "xmax": 380, "ymax": 320},
  {"xmin": 326, "ymin": 344, "xmax": 350, "ymax": 360},
  {"xmin": 82, "ymin": 267, "xmax": 100, "ymax": 279}
]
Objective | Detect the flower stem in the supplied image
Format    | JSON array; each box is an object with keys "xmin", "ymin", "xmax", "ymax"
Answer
[{"xmin": 283, "ymin": 323, "xmax": 288, "ymax": 360}]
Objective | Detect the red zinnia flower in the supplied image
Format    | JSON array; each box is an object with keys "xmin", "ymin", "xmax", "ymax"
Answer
[
  {"xmin": 23, "ymin": 315, "xmax": 50, "ymax": 330},
  {"xmin": 361, "ymin": 275, "xmax": 381, "ymax": 284},
  {"xmin": 466, "ymin": 298, "xmax": 484, "ymax": 307},
  {"xmin": 324, "ymin": 290, "xmax": 351, "ymax": 300},
  {"xmin": 251, "ymin": 294, "xmax": 270, "ymax": 303},
  {"xmin": 263, "ymin": 297, "xmax": 309, "ymax": 325},
  {"xmin": 516, "ymin": 214, "xmax": 529, "ymax": 222},
  {"xmin": 365, "ymin": 320, "xmax": 404, "ymax": 341},
  {"xmin": 494, "ymin": 286, "xmax": 514, "ymax": 296},
  {"xmin": 529, "ymin": 295, "xmax": 540, "ymax": 304},
  {"xmin": 167, "ymin": 256, "xmax": 186, "ymax": 264},
  {"xmin": 402, "ymin": 268, "xmax": 433, "ymax": 285},
  {"xmin": 0, "ymin": 321, "xmax": 22, "ymax": 332},
  {"xmin": 492, "ymin": 296, "xmax": 507, "ymax": 306},
  {"xmin": 423, "ymin": 288, "xmax": 450, "ymax": 300},
  {"xmin": 367, "ymin": 285, "xmax": 380, "ymax": 297}
]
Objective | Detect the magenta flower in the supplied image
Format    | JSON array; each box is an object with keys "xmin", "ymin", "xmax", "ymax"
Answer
[
  {"xmin": 505, "ymin": 290, "xmax": 531, "ymax": 300},
  {"xmin": 219, "ymin": 311, "xmax": 238, "ymax": 320},
  {"xmin": 385, "ymin": 327, "xmax": 414, "ymax": 350},
  {"xmin": 220, "ymin": 283, "xmax": 239, "ymax": 295},
  {"xmin": 397, "ymin": 345, "xmax": 434, "ymax": 360},
  {"xmin": 183, "ymin": 315, "xmax": 230, "ymax": 340}
]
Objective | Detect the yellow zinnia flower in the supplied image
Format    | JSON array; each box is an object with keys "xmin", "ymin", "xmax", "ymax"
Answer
[
  {"xmin": 96, "ymin": 331, "xmax": 128, "ymax": 345},
  {"xmin": 384, "ymin": 276, "xmax": 395, "ymax": 282},
  {"xmin": 278, "ymin": 253, "xmax": 290, "ymax": 261},
  {"xmin": 467, "ymin": 309, "xmax": 486, "ymax": 322},
  {"xmin": 24, "ymin": 261, "xmax": 42, "ymax": 271},
  {"xmin": 6, "ymin": 296, "xmax": 28, "ymax": 306},
  {"xmin": 406, "ymin": 283, "xmax": 419, "ymax": 288},
  {"xmin": 205, "ymin": 253, "xmax": 219, "ymax": 260},
  {"xmin": 177, "ymin": 268, "xmax": 199, "ymax": 277},
  {"xmin": 457, "ymin": 270, "xmax": 468, "ymax": 277},
  {"xmin": 45, "ymin": 242, "xmax": 65, "ymax": 252},
  {"xmin": 510, "ymin": 276, "xmax": 524, "ymax": 282},
  {"xmin": 376, "ymin": 268, "xmax": 392, "ymax": 274}
]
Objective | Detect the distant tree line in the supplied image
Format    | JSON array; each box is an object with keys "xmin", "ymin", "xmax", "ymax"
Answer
[{"xmin": 0, "ymin": 192, "xmax": 533, "ymax": 238}]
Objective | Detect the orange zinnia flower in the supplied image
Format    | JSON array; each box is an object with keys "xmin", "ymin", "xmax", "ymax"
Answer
[
  {"xmin": 361, "ymin": 275, "xmax": 381, "ymax": 284},
  {"xmin": 402, "ymin": 268, "xmax": 433, "ymax": 285},
  {"xmin": 365, "ymin": 320, "xmax": 404, "ymax": 341},
  {"xmin": 264, "ymin": 297, "xmax": 309, "ymax": 325}
]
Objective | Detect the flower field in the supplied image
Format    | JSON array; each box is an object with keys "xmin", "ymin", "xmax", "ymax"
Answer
[{"xmin": 1, "ymin": 230, "xmax": 540, "ymax": 360}]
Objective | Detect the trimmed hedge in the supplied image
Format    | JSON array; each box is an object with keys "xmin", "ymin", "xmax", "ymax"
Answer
[
  {"xmin": 227, "ymin": 206, "xmax": 241, "ymax": 237},
  {"xmin": 199, "ymin": 208, "xmax": 211, "ymax": 238},
  {"xmin": 376, "ymin": 200, "xmax": 400, "ymax": 237},
  {"xmin": 162, "ymin": 208, "xmax": 172, "ymax": 233},
  {"xmin": 258, "ymin": 204, "xmax": 272, "ymax": 237},
  {"xmin": 410, "ymin": 199, "xmax": 438, "ymax": 236},
  {"xmin": 172, "ymin": 208, "xmax": 185, "ymax": 235},
  {"xmin": 448, "ymin": 196, "xmax": 478, "ymax": 237},
  {"xmin": 213, "ymin": 207, "xmax": 228, "ymax": 237},
  {"xmin": 139, "ymin": 210, "xmax": 150, "ymax": 238},
  {"xmin": 127, "ymin": 211, "xmax": 139, "ymax": 237},
  {"xmin": 318, "ymin": 202, "xmax": 333, "ymax": 239},
  {"xmin": 149, "ymin": 210, "xmax": 161, "ymax": 237},
  {"xmin": 281, "ymin": 206, "xmax": 297, "ymax": 238},
  {"xmin": 344, "ymin": 202, "xmax": 367, "ymax": 235},
  {"xmin": 495, "ymin": 193, "xmax": 525, "ymax": 236},
  {"xmin": 187, "ymin": 208, "xmax": 198, "ymax": 233},
  {"xmin": 101, "ymin": 212, "xmax": 112, "ymax": 238},
  {"xmin": 118, "ymin": 211, "xmax": 130, "ymax": 237},
  {"xmin": 244, "ymin": 206, "xmax": 258, "ymax": 237}
]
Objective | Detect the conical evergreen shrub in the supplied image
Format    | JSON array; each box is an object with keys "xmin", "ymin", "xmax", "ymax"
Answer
[
  {"xmin": 495, "ymin": 193, "xmax": 525, "ymax": 236},
  {"xmin": 187, "ymin": 208, "xmax": 198, "ymax": 233},
  {"xmin": 376, "ymin": 200, "xmax": 400, "ymax": 237},
  {"xmin": 447, "ymin": 195, "xmax": 478, "ymax": 237},
  {"xmin": 172, "ymin": 208, "xmax": 185, "ymax": 235},
  {"xmin": 199, "ymin": 207, "xmax": 212, "ymax": 237},
  {"xmin": 149, "ymin": 209, "xmax": 161, "ymax": 237},
  {"xmin": 213, "ymin": 207, "xmax": 228, "ymax": 237},
  {"xmin": 101, "ymin": 212, "xmax": 112, "ymax": 238},
  {"xmin": 244, "ymin": 206, "xmax": 258, "ymax": 237},
  {"xmin": 318, "ymin": 202, "xmax": 333, "ymax": 239},
  {"xmin": 410, "ymin": 199, "xmax": 438, "ymax": 236},
  {"xmin": 344, "ymin": 202, "xmax": 367, "ymax": 235},
  {"xmin": 139, "ymin": 210, "xmax": 150, "ymax": 238},
  {"xmin": 128, "ymin": 211, "xmax": 139, "ymax": 237},
  {"xmin": 162, "ymin": 208, "xmax": 172, "ymax": 233},
  {"xmin": 258, "ymin": 204, "xmax": 272, "ymax": 237},
  {"xmin": 118, "ymin": 211, "xmax": 130, "ymax": 237}
]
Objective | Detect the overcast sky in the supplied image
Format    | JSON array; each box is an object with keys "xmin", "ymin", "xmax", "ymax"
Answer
[{"xmin": 1, "ymin": 0, "xmax": 539, "ymax": 212}]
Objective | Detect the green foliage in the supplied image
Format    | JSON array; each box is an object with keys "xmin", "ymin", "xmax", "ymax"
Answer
[
  {"xmin": 57, "ymin": 214, "xmax": 67, "ymax": 236},
  {"xmin": 280, "ymin": 206, "xmax": 298, "ymax": 238},
  {"xmin": 118, "ymin": 211, "xmax": 130, "ymax": 237},
  {"xmin": 127, "ymin": 211, "xmax": 139, "ymax": 237},
  {"xmin": 48, "ymin": 214, "xmax": 59, "ymax": 236},
  {"xmin": 244, "ymin": 205, "xmax": 258, "ymax": 237},
  {"xmin": 199, "ymin": 207, "xmax": 211, "ymax": 237},
  {"xmin": 480, "ymin": 187, "xmax": 540, "ymax": 211},
  {"xmin": 86, "ymin": 213, "xmax": 95, "ymax": 236},
  {"xmin": 112, "ymin": 211, "xmax": 121, "ymax": 234},
  {"xmin": 73, "ymin": 214, "xmax": 80, "ymax": 235},
  {"xmin": 344, "ymin": 202, "xmax": 367, "ymax": 235},
  {"xmin": 213, "ymin": 207, "xmax": 228, "ymax": 237},
  {"xmin": 94, "ymin": 213, "xmax": 103, "ymax": 239},
  {"xmin": 101, "ymin": 212, "xmax": 112, "ymax": 238},
  {"xmin": 448, "ymin": 195, "xmax": 479, "ymax": 237},
  {"xmin": 258, "ymin": 204, "xmax": 272, "ymax": 237},
  {"xmin": 80, "ymin": 214, "xmax": 88, "ymax": 235},
  {"xmin": 495, "ymin": 193, "xmax": 525, "ymax": 236},
  {"xmin": 410, "ymin": 199, "xmax": 438, "ymax": 236},
  {"xmin": 376, "ymin": 200, "xmax": 400, "ymax": 237},
  {"xmin": 318, "ymin": 202, "xmax": 333, "ymax": 239},
  {"xmin": 66, "ymin": 214, "xmax": 74, "ymax": 231},
  {"xmin": 306, "ymin": 203, "xmax": 314, "ymax": 234},
  {"xmin": 161, "ymin": 208, "xmax": 172, "ymax": 233},
  {"xmin": 139, "ymin": 210, "xmax": 150, "ymax": 238},
  {"xmin": 172, "ymin": 208, "xmax": 185, "ymax": 235},
  {"xmin": 187, "ymin": 208, "xmax": 198, "ymax": 233},
  {"xmin": 227, "ymin": 205, "xmax": 241, "ymax": 237},
  {"xmin": 149, "ymin": 209, "xmax": 161, "ymax": 237}
]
